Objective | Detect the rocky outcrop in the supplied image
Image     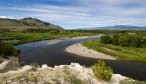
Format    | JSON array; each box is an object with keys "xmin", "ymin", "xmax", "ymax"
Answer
[
  {"xmin": 0, "ymin": 62, "xmax": 142, "ymax": 84},
  {"xmin": 0, "ymin": 61, "xmax": 17, "ymax": 73}
]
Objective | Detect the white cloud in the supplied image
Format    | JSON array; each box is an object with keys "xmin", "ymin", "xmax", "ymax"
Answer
[
  {"xmin": 0, "ymin": 16, "xmax": 13, "ymax": 19},
  {"xmin": 0, "ymin": 0, "xmax": 146, "ymax": 28},
  {"xmin": 0, "ymin": 15, "xmax": 22, "ymax": 19}
]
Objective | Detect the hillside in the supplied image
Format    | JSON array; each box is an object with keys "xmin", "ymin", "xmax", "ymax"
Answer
[{"xmin": 0, "ymin": 17, "xmax": 63, "ymax": 31}]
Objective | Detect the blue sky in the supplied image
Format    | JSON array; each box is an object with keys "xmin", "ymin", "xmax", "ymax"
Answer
[{"xmin": 0, "ymin": 0, "xmax": 146, "ymax": 29}]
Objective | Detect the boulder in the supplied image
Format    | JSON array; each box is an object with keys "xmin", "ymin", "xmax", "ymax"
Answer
[
  {"xmin": 22, "ymin": 65, "xmax": 32, "ymax": 71},
  {"xmin": 0, "ymin": 61, "xmax": 17, "ymax": 73},
  {"xmin": 42, "ymin": 64, "xmax": 49, "ymax": 68},
  {"xmin": 110, "ymin": 74, "xmax": 127, "ymax": 84}
]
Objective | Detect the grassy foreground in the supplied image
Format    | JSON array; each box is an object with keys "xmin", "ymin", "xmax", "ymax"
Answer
[{"xmin": 82, "ymin": 40, "xmax": 146, "ymax": 62}]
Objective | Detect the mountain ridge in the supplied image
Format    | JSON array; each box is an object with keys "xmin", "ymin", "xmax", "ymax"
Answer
[
  {"xmin": 96, "ymin": 25, "xmax": 145, "ymax": 30},
  {"xmin": 77, "ymin": 25, "xmax": 146, "ymax": 30},
  {"xmin": 0, "ymin": 17, "xmax": 63, "ymax": 31}
]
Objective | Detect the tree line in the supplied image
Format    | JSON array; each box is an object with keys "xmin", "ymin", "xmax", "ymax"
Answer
[{"xmin": 100, "ymin": 34, "xmax": 146, "ymax": 48}]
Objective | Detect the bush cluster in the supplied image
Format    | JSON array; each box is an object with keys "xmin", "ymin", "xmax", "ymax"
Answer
[
  {"xmin": 92, "ymin": 60, "xmax": 113, "ymax": 81},
  {"xmin": 100, "ymin": 34, "xmax": 144, "ymax": 47},
  {"xmin": 100, "ymin": 35, "xmax": 111, "ymax": 44},
  {"xmin": 0, "ymin": 41, "xmax": 20, "ymax": 58},
  {"xmin": 24, "ymin": 28, "xmax": 64, "ymax": 34}
]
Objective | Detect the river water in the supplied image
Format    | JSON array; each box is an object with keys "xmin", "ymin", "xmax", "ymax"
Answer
[{"xmin": 16, "ymin": 37, "xmax": 146, "ymax": 81}]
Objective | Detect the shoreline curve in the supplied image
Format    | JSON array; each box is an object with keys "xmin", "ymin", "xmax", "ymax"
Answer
[{"xmin": 65, "ymin": 43, "xmax": 117, "ymax": 60}]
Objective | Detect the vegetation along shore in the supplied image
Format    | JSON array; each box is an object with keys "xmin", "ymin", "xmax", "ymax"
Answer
[{"xmin": 82, "ymin": 33, "xmax": 146, "ymax": 62}]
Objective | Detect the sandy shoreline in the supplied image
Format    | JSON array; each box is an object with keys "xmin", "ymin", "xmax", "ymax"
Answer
[
  {"xmin": 47, "ymin": 39, "xmax": 63, "ymax": 45},
  {"xmin": 72, "ymin": 36, "xmax": 98, "ymax": 39},
  {"xmin": 65, "ymin": 43, "xmax": 116, "ymax": 60}
]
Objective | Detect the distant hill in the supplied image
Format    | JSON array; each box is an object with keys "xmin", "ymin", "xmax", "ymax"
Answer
[
  {"xmin": 95, "ymin": 25, "xmax": 146, "ymax": 30},
  {"xmin": 0, "ymin": 17, "xmax": 63, "ymax": 31},
  {"xmin": 77, "ymin": 25, "xmax": 146, "ymax": 30}
]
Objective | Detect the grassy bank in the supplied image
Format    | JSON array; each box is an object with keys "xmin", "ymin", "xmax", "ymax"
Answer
[
  {"xmin": 82, "ymin": 40, "xmax": 146, "ymax": 62},
  {"xmin": 1, "ymin": 30, "xmax": 146, "ymax": 45},
  {"xmin": 0, "ymin": 31, "xmax": 97, "ymax": 45}
]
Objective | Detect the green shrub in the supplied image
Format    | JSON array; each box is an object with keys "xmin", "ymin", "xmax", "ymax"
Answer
[
  {"xmin": 92, "ymin": 60, "xmax": 113, "ymax": 81},
  {"xmin": 100, "ymin": 35, "xmax": 111, "ymax": 44},
  {"xmin": 104, "ymin": 44, "xmax": 121, "ymax": 51},
  {"xmin": 0, "ymin": 41, "xmax": 20, "ymax": 57}
]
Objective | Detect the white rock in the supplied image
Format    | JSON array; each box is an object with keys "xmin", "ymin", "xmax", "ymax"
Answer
[
  {"xmin": 2, "ymin": 65, "xmax": 32, "ymax": 74},
  {"xmin": 54, "ymin": 66, "xmax": 60, "ymax": 68},
  {"xmin": 22, "ymin": 65, "xmax": 32, "ymax": 71},
  {"xmin": 0, "ymin": 61, "xmax": 16, "ymax": 73},
  {"xmin": 42, "ymin": 64, "xmax": 49, "ymax": 68},
  {"xmin": 59, "ymin": 65, "xmax": 65, "ymax": 68},
  {"xmin": 70, "ymin": 63, "xmax": 82, "ymax": 68},
  {"xmin": 110, "ymin": 74, "xmax": 127, "ymax": 84}
]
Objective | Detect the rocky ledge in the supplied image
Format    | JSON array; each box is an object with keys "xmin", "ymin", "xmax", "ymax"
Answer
[{"xmin": 0, "ymin": 61, "xmax": 143, "ymax": 84}]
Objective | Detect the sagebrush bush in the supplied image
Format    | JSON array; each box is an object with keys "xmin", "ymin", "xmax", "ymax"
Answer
[{"xmin": 92, "ymin": 60, "xmax": 113, "ymax": 81}]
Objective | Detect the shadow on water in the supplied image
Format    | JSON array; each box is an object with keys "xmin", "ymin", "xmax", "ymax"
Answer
[{"xmin": 16, "ymin": 37, "xmax": 146, "ymax": 81}]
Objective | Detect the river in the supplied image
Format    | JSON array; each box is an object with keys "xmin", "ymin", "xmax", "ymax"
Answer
[{"xmin": 16, "ymin": 37, "xmax": 146, "ymax": 81}]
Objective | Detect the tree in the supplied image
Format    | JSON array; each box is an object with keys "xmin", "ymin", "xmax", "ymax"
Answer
[
  {"xmin": 92, "ymin": 59, "xmax": 113, "ymax": 81},
  {"xmin": 112, "ymin": 34, "xmax": 120, "ymax": 45},
  {"xmin": 127, "ymin": 35, "xmax": 142, "ymax": 47},
  {"xmin": 143, "ymin": 39, "xmax": 146, "ymax": 47},
  {"xmin": 100, "ymin": 35, "xmax": 111, "ymax": 44},
  {"xmin": 118, "ymin": 35, "xmax": 129, "ymax": 46}
]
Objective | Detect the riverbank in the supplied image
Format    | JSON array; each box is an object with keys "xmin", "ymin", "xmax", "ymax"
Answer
[
  {"xmin": 82, "ymin": 40, "xmax": 146, "ymax": 62},
  {"xmin": 15, "ymin": 36, "xmax": 146, "ymax": 80},
  {"xmin": 71, "ymin": 36, "xmax": 98, "ymax": 39},
  {"xmin": 65, "ymin": 43, "xmax": 116, "ymax": 60},
  {"xmin": 0, "ymin": 31, "xmax": 97, "ymax": 45}
]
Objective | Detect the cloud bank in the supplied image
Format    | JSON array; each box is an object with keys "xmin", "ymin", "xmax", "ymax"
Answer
[{"xmin": 0, "ymin": 0, "xmax": 146, "ymax": 29}]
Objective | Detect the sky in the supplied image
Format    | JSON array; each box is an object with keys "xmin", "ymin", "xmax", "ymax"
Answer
[{"xmin": 0, "ymin": 0, "xmax": 146, "ymax": 29}]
